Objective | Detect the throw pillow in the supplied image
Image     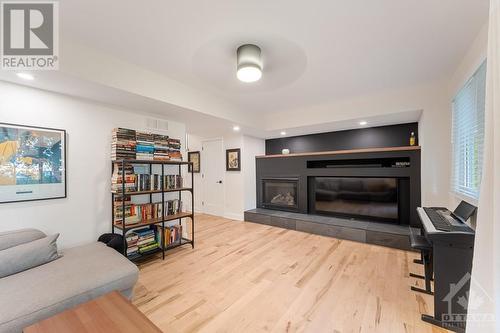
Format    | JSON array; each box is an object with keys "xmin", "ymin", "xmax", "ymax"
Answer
[
  {"xmin": 0, "ymin": 234, "xmax": 60, "ymax": 278},
  {"xmin": 0, "ymin": 228, "xmax": 46, "ymax": 251}
]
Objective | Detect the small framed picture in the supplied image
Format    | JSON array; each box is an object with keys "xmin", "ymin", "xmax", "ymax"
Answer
[
  {"xmin": 226, "ymin": 148, "xmax": 241, "ymax": 171},
  {"xmin": 188, "ymin": 151, "xmax": 200, "ymax": 173}
]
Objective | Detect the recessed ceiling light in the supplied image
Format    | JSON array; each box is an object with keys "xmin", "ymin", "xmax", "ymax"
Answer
[
  {"xmin": 280, "ymin": 131, "xmax": 286, "ymax": 136},
  {"xmin": 359, "ymin": 121, "xmax": 368, "ymax": 126},
  {"xmin": 16, "ymin": 73, "xmax": 34, "ymax": 81},
  {"xmin": 237, "ymin": 44, "xmax": 262, "ymax": 83},
  {"xmin": 233, "ymin": 125, "xmax": 240, "ymax": 132}
]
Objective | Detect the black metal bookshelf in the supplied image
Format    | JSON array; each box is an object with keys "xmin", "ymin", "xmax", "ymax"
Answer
[{"xmin": 111, "ymin": 159, "xmax": 194, "ymax": 262}]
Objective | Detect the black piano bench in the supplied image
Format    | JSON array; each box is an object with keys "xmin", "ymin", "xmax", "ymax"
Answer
[{"xmin": 409, "ymin": 233, "xmax": 434, "ymax": 295}]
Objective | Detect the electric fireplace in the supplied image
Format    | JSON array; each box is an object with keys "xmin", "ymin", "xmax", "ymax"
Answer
[
  {"xmin": 310, "ymin": 177, "xmax": 399, "ymax": 223},
  {"xmin": 261, "ymin": 178, "xmax": 299, "ymax": 212}
]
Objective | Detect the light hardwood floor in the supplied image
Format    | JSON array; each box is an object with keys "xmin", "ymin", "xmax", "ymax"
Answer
[{"xmin": 133, "ymin": 214, "xmax": 448, "ymax": 333}]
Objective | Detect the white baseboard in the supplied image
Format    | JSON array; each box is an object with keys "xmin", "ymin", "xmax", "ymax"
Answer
[
  {"xmin": 186, "ymin": 208, "xmax": 203, "ymax": 214},
  {"xmin": 223, "ymin": 212, "xmax": 244, "ymax": 221}
]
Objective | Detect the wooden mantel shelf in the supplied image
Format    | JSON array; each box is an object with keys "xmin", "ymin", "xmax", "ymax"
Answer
[{"xmin": 256, "ymin": 146, "xmax": 421, "ymax": 159}]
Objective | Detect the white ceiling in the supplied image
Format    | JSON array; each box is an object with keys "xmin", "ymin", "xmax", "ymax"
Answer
[
  {"xmin": 0, "ymin": 1, "xmax": 489, "ymax": 138},
  {"xmin": 60, "ymin": 0, "xmax": 489, "ymax": 115}
]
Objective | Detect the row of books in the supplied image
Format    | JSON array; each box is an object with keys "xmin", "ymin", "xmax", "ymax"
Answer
[
  {"xmin": 125, "ymin": 227, "xmax": 160, "ymax": 258},
  {"xmin": 111, "ymin": 163, "xmax": 136, "ymax": 193},
  {"xmin": 153, "ymin": 134, "xmax": 170, "ymax": 161},
  {"xmin": 136, "ymin": 131, "xmax": 155, "ymax": 160},
  {"xmin": 111, "ymin": 172, "xmax": 183, "ymax": 193},
  {"xmin": 126, "ymin": 225, "xmax": 184, "ymax": 258},
  {"xmin": 156, "ymin": 224, "xmax": 182, "ymax": 247},
  {"xmin": 167, "ymin": 138, "xmax": 181, "ymax": 160},
  {"xmin": 114, "ymin": 198, "xmax": 183, "ymax": 225},
  {"xmin": 111, "ymin": 128, "xmax": 136, "ymax": 160},
  {"xmin": 135, "ymin": 174, "xmax": 183, "ymax": 191},
  {"xmin": 111, "ymin": 128, "xmax": 182, "ymax": 161}
]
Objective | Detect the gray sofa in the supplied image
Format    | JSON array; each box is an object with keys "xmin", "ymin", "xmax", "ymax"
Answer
[{"xmin": 0, "ymin": 229, "xmax": 139, "ymax": 333}]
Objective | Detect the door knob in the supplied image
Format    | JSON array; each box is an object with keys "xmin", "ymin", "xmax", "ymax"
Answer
[{"xmin": 217, "ymin": 180, "xmax": 223, "ymax": 184}]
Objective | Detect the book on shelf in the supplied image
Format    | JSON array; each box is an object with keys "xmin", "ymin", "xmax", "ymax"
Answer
[
  {"xmin": 125, "ymin": 232, "xmax": 139, "ymax": 257},
  {"xmin": 137, "ymin": 236, "xmax": 155, "ymax": 246},
  {"xmin": 125, "ymin": 227, "xmax": 160, "ymax": 257},
  {"xmin": 111, "ymin": 162, "xmax": 183, "ymax": 193},
  {"xmin": 164, "ymin": 174, "xmax": 183, "ymax": 190},
  {"xmin": 114, "ymin": 199, "xmax": 183, "ymax": 225},
  {"xmin": 111, "ymin": 127, "xmax": 183, "ymax": 161},
  {"xmin": 156, "ymin": 224, "xmax": 182, "ymax": 248},
  {"xmin": 113, "ymin": 196, "xmax": 139, "ymax": 224},
  {"xmin": 153, "ymin": 134, "xmax": 170, "ymax": 160},
  {"xmin": 136, "ymin": 131, "xmax": 155, "ymax": 160},
  {"xmin": 136, "ymin": 174, "xmax": 157, "ymax": 191},
  {"xmin": 111, "ymin": 163, "xmax": 136, "ymax": 193},
  {"xmin": 168, "ymin": 138, "xmax": 182, "ymax": 160},
  {"xmin": 139, "ymin": 242, "xmax": 160, "ymax": 253},
  {"xmin": 135, "ymin": 174, "xmax": 183, "ymax": 191},
  {"xmin": 111, "ymin": 128, "xmax": 137, "ymax": 160},
  {"xmin": 165, "ymin": 199, "xmax": 182, "ymax": 215}
]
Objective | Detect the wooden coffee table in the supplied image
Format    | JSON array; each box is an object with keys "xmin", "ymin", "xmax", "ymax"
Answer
[{"xmin": 24, "ymin": 291, "xmax": 162, "ymax": 333}]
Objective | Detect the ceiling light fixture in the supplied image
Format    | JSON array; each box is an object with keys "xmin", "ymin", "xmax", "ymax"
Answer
[
  {"xmin": 236, "ymin": 44, "xmax": 262, "ymax": 83},
  {"xmin": 280, "ymin": 131, "xmax": 286, "ymax": 136},
  {"xmin": 359, "ymin": 121, "xmax": 368, "ymax": 126},
  {"xmin": 233, "ymin": 125, "xmax": 240, "ymax": 132},
  {"xmin": 16, "ymin": 73, "xmax": 34, "ymax": 81}
]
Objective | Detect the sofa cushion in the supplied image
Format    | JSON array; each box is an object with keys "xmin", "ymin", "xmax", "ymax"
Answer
[
  {"xmin": 0, "ymin": 242, "xmax": 139, "ymax": 333},
  {"xmin": 0, "ymin": 234, "xmax": 60, "ymax": 278},
  {"xmin": 0, "ymin": 229, "xmax": 46, "ymax": 251}
]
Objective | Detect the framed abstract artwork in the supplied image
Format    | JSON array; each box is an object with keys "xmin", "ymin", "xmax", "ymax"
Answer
[
  {"xmin": 0, "ymin": 123, "xmax": 66, "ymax": 203},
  {"xmin": 188, "ymin": 151, "xmax": 200, "ymax": 173},
  {"xmin": 226, "ymin": 148, "xmax": 241, "ymax": 171}
]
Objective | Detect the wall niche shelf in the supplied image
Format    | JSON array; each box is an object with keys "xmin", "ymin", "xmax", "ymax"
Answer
[{"xmin": 257, "ymin": 146, "xmax": 421, "ymax": 159}]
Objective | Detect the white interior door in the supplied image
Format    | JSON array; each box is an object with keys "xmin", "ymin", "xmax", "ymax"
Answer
[{"xmin": 202, "ymin": 139, "xmax": 225, "ymax": 216}]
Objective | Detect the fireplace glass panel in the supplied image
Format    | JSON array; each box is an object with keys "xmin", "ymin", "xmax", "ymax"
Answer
[
  {"xmin": 262, "ymin": 179, "xmax": 298, "ymax": 211},
  {"xmin": 313, "ymin": 177, "xmax": 398, "ymax": 222}
]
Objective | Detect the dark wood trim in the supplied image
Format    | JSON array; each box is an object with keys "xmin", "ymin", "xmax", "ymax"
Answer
[
  {"xmin": 226, "ymin": 148, "xmax": 241, "ymax": 171},
  {"xmin": 257, "ymin": 146, "xmax": 421, "ymax": 159},
  {"xmin": 188, "ymin": 151, "xmax": 200, "ymax": 173}
]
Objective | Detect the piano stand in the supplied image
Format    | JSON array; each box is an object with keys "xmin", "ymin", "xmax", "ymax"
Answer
[
  {"xmin": 409, "ymin": 233, "xmax": 434, "ymax": 294},
  {"xmin": 409, "ymin": 272, "xmax": 433, "ymax": 281},
  {"xmin": 411, "ymin": 286, "xmax": 434, "ymax": 295},
  {"xmin": 416, "ymin": 207, "xmax": 474, "ymax": 333},
  {"xmin": 421, "ymin": 314, "xmax": 465, "ymax": 333}
]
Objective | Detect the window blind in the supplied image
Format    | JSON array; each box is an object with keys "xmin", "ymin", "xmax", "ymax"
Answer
[{"xmin": 451, "ymin": 61, "xmax": 486, "ymax": 200}]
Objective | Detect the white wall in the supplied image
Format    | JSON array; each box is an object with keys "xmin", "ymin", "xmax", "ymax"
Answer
[
  {"xmin": 0, "ymin": 81, "xmax": 186, "ymax": 248},
  {"xmin": 222, "ymin": 134, "xmax": 265, "ymax": 220},
  {"xmin": 185, "ymin": 134, "xmax": 203, "ymax": 213},
  {"xmin": 222, "ymin": 134, "xmax": 245, "ymax": 220},
  {"xmin": 266, "ymin": 80, "xmax": 451, "ymax": 207},
  {"xmin": 193, "ymin": 133, "xmax": 264, "ymax": 221},
  {"xmin": 243, "ymin": 135, "xmax": 265, "ymax": 211},
  {"xmin": 417, "ymin": 86, "xmax": 451, "ymax": 207},
  {"xmin": 224, "ymin": 135, "xmax": 265, "ymax": 221},
  {"xmin": 263, "ymin": 25, "xmax": 489, "ymax": 211}
]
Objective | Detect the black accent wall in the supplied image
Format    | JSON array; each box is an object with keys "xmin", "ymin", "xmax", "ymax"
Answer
[
  {"xmin": 256, "ymin": 148, "xmax": 422, "ymax": 227},
  {"xmin": 265, "ymin": 123, "xmax": 418, "ymax": 155}
]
